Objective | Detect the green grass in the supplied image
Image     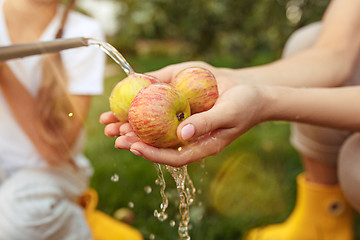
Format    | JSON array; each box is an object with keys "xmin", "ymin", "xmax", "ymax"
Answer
[{"xmin": 84, "ymin": 55, "xmax": 359, "ymax": 240}]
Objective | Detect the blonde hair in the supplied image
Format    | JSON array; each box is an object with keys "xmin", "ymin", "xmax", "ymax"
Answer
[{"xmin": 37, "ymin": 0, "xmax": 77, "ymax": 164}]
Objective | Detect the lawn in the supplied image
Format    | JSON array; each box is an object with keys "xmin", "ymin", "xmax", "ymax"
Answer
[{"xmin": 84, "ymin": 55, "xmax": 359, "ymax": 240}]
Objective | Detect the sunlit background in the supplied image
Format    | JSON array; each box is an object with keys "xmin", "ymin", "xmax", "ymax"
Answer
[{"xmin": 72, "ymin": 1, "xmax": 360, "ymax": 240}]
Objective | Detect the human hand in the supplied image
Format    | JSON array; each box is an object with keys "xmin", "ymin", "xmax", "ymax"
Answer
[
  {"xmin": 125, "ymin": 84, "xmax": 266, "ymax": 167},
  {"xmin": 100, "ymin": 60, "xmax": 235, "ymax": 138},
  {"xmin": 100, "ymin": 61, "xmax": 266, "ymax": 166}
]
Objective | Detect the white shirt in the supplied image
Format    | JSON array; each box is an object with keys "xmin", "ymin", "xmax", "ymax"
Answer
[{"xmin": 0, "ymin": 2, "xmax": 106, "ymax": 179}]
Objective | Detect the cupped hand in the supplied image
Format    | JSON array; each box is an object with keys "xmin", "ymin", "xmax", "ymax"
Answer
[
  {"xmin": 127, "ymin": 85, "xmax": 266, "ymax": 167},
  {"xmin": 99, "ymin": 62, "xmax": 264, "ymax": 167},
  {"xmin": 101, "ymin": 86, "xmax": 267, "ymax": 167}
]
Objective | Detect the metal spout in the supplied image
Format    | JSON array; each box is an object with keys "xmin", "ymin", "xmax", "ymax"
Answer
[{"xmin": 0, "ymin": 37, "xmax": 89, "ymax": 61}]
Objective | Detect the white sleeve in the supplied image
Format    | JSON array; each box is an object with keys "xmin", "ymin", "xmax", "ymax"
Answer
[{"xmin": 62, "ymin": 18, "xmax": 106, "ymax": 96}]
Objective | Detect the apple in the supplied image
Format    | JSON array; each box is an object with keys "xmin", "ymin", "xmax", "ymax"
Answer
[
  {"xmin": 128, "ymin": 83, "xmax": 191, "ymax": 148},
  {"xmin": 171, "ymin": 67, "xmax": 219, "ymax": 114},
  {"xmin": 109, "ymin": 72, "xmax": 158, "ymax": 122}
]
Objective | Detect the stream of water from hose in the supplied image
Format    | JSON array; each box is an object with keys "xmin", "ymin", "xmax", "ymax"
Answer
[{"xmin": 88, "ymin": 39, "xmax": 196, "ymax": 239}]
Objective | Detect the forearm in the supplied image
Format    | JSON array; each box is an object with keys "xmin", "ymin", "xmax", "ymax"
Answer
[
  {"xmin": 234, "ymin": 47, "xmax": 355, "ymax": 87},
  {"xmin": 261, "ymin": 85, "xmax": 360, "ymax": 132},
  {"xmin": 231, "ymin": 0, "xmax": 360, "ymax": 88}
]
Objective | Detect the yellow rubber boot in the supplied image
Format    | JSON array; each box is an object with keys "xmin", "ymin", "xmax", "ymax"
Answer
[
  {"xmin": 80, "ymin": 188, "xmax": 144, "ymax": 240},
  {"xmin": 246, "ymin": 173, "xmax": 354, "ymax": 240}
]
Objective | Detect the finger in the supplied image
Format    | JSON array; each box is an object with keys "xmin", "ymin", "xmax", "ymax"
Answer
[
  {"xmin": 145, "ymin": 65, "xmax": 178, "ymax": 83},
  {"xmin": 115, "ymin": 135, "xmax": 140, "ymax": 150},
  {"xmin": 99, "ymin": 111, "xmax": 118, "ymax": 124},
  {"xmin": 129, "ymin": 142, "xmax": 191, "ymax": 167},
  {"xmin": 125, "ymin": 132, "xmax": 137, "ymax": 138},
  {"xmin": 119, "ymin": 122, "xmax": 133, "ymax": 135},
  {"xmin": 177, "ymin": 102, "xmax": 232, "ymax": 141},
  {"xmin": 146, "ymin": 61, "xmax": 209, "ymax": 83},
  {"xmin": 129, "ymin": 129, "xmax": 233, "ymax": 167},
  {"xmin": 104, "ymin": 122, "xmax": 122, "ymax": 137}
]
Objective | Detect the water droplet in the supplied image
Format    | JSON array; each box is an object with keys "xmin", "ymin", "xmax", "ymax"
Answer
[
  {"xmin": 110, "ymin": 174, "xmax": 119, "ymax": 182},
  {"xmin": 144, "ymin": 186, "xmax": 152, "ymax": 194},
  {"xmin": 149, "ymin": 233, "xmax": 155, "ymax": 240},
  {"xmin": 178, "ymin": 147, "xmax": 182, "ymax": 152},
  {"xmin": 68, "ymin": 112, "xmax": 73, "ymax": 117},
  {"xmin": 159, "ymin": 213, "xmax": 168, "ymax": 221},
  {"xmin": 128, "ymin": 202, "xmax": 134, "ymax": 208},
  {"xmin": 154, "ymin": 210, "xmax": 168, "ymax": 221},
  {"xmin": 170, "ymin": 220, "xmax": 176, "ymax": 227},
  {"xmin": 154, "ymin": 210, "xmax": 159, "ymax": 217}
]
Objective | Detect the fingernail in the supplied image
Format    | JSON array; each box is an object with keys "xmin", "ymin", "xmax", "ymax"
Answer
[
  {"xmin": 130, "ymin": 149, "xmax": 142, "ymax": 156},
  {"xmin": 181, "ymin": 124, "xmax": 195, "ymax": 140}
]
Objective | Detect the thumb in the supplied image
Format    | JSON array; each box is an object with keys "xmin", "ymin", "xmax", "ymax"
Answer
[
  {"xmin": 177, "ymin": 106, "xmax": 227, "ymax": 141},
  {"xmin": 145, "ymin": 65, "xmax": 178, "ymax": 84}
]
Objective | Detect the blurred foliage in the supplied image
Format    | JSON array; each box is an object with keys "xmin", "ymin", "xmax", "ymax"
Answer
[{"xmin": 109, "ymin": 0, "xmax": 329, "ymax": 67}]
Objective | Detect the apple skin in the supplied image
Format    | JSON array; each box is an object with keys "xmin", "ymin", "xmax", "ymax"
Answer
[
  {"xmin": 128, "ymin": 83, "xmax": 191, "ymax": 148},
  {"xmin": 109, "ymin": 72, "xmax": 158, "ymax": 122},
  {"xmin": 171, "ymin": 67, "xmax": 219, "ymax": 114}
]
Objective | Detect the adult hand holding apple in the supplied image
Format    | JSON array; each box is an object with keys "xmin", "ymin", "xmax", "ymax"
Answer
[
  {"xmin": 100, "ymin": 83, "xmax": 266, "ymax": 167},
  {"xmin": 100, "ymin": 62, "xmax": 265, "ymax": 166},
  {"xmin": 106, "ymin": 63, "xmax": 219, "ymax": 149}
]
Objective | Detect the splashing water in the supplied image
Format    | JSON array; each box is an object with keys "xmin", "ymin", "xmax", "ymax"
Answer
[
  {"xmin": 144, "ymin": 185, "xmax": 152, "ymax": 194},
  {"xmin": 128, "ymin": 202, "xmax": 134, "ymax": 208},
  {"xmin": 165, "ymin": 165, "xmax": 196, "ymax": 240},
  {"xmin": 89, "ymin": 39, "xmax": 197, "ymax": 239},
  {"xmin": 111, "ymin": 174, "xmax": 119, "ymax": 182},
  {"xmin": 154, "ymin": 163, "xmax": 169, "ymax": 222},
  {"xmin": 155, "ymin": 164, "xmax": 197, "ymax": 239},
  {"xmin": 170, "ymin": 220, "xmax": 176, "ymax": 227}
]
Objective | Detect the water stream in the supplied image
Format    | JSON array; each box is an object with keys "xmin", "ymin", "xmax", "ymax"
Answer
[{"xmin": 87, "ymin": 38, "xmax": 134, "ymax": 75}]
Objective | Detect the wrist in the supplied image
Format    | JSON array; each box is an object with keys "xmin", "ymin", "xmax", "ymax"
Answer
[{"xmin": 256, "ymin": 85, "xmax": 282, "ymax": 122}]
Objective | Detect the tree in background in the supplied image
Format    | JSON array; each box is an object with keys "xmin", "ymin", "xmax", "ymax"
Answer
[{"xmin": 111, "ymin": 0, "xmax": 329, "ymax": 67}]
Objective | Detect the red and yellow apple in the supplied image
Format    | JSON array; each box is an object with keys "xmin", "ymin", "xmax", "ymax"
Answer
[
  {"xmin": 109, "ymin": 72, "xmax": 158, "ymax": 122},
  {"xmin": 128, "ymin": 83, "xmax": 191, "ymax": 148},
  {"xmin": 171, "ymin": 67, "xmax": 218, "ymax": 114}
]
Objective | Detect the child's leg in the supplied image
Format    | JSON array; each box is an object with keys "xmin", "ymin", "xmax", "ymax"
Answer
[
  {"xmin": 339, "ymin": 133, "xmax": 360, "ymax": 212},
  {"xmin": 290, "ymin": 123, "xmax": 351, "ymax": 184}
]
